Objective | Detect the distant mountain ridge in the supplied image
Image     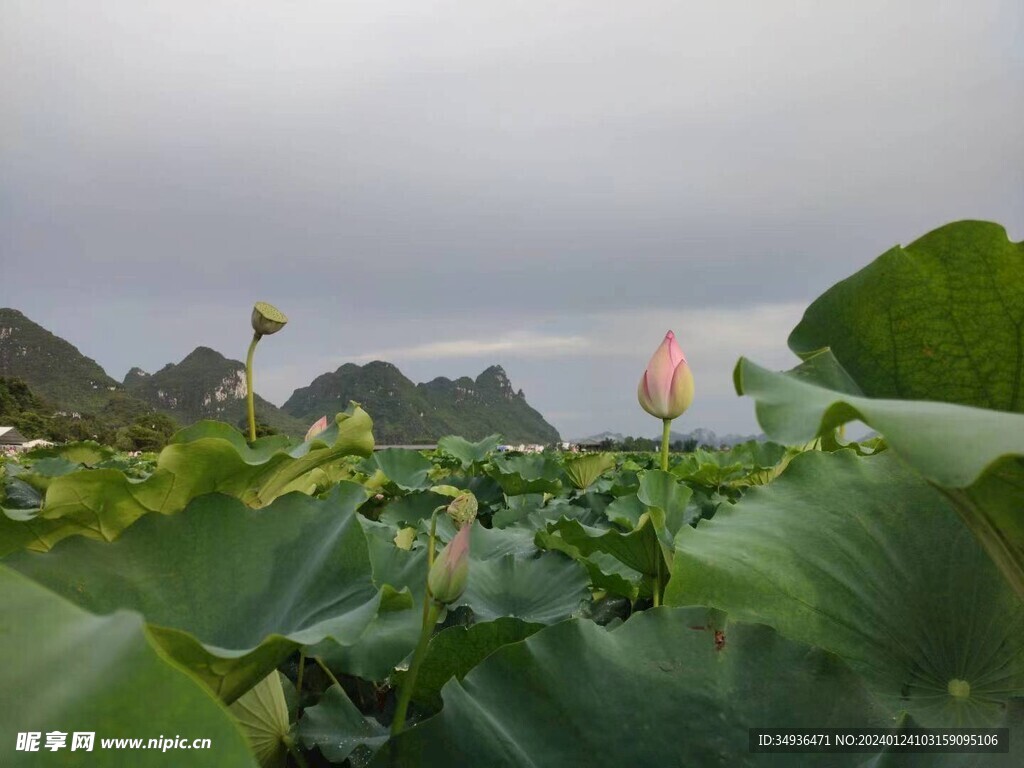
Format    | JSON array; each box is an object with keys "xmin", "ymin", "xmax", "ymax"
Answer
[
  {"xmin": 0, "ymin": 307, "xmax": 560, "ymax": 443},
  {"xmin": 121, "ymin": 346, "xmax": 306, "ymax": 436},
  {"xmin": 0, "ymin": 308, "xmax": 122, "ymax": 412},
  {"xmin": 283, "ymin": 361, "xmax": 560, "ymax": 444}
]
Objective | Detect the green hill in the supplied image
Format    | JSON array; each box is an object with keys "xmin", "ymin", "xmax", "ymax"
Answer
[
  {"xmin": 0, "ymin": 308, "xmax": 122, "ymax": 412},
  {"xmin": 282, "ymin": 361, "xmax": 559, "ymax": 444},
  {"xmin": 0, "ymin": 308, "xmax": 562, "ymax": 444},
  {"xmin": 123, "ymin": 347, "xmax": 307, "ymax": 437}
]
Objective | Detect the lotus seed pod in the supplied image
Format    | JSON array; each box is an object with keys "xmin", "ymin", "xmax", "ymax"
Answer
[
  {"xmin": 251, "ymin": 301, "xmax": 288, "ymax": 337},
  {"xmin": 446, "ymin": 492, "xmax": 478, "ymax": 529},
  {"xmin": 428, "ymin": 523, "xmax": 471, "ymax": 604}
]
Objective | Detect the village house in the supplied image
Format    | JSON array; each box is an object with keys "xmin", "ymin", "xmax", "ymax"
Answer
[{"xmin": 0, "ymin": 426, "xmax": 28, "ymax": 453}]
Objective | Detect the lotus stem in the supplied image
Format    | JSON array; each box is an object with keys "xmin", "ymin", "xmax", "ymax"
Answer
[
  {"xmin": 245, "ymin": 333, "xmax": 260, "ymax": 442},
  {"xmin": 391, "ymin": 601, "xmax": 441, "ymax": 736},
  {"xmin": 392, "ymin": 510, "xmax": 444, "ymax": 736},
  {"xmin": 295, "ymin": 650, "xmax": 305, "ymax": 702},
  {"xmin": 283, "ymin": 735, "xmax": 310, "ymax": 768},
  {"xmin": 660, "ymin": 418, "xmax": 671, "ymax": 471},
  {"xmin": 314, "ymin": 656, "xmax": 342, "ymax": 691}
]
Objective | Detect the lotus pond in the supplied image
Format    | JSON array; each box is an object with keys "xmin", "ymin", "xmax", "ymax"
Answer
[{"xmin": 2, "ymin": 220, "xmax": 1023, "ymax": 766}]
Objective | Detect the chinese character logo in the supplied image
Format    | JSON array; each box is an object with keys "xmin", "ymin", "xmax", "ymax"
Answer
[
  {"xmin": 15, "ymin": 733, "xmax": 40, "ymax": 752},
  {"xmin": 71, "ymin": 732, "xmax": 95, "ymax": 752}
]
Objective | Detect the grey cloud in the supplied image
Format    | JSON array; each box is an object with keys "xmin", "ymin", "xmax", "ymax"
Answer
[{"xmin": 2, "ymin": 1, "xmax": 1022, "ymax": 436}]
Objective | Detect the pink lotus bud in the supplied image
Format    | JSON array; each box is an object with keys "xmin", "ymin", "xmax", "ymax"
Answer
[
  {"xmin": 637, "ymin": 330, "xmax": 694, "ymax": 420},
  {"xmin": 305, "ymin": 415, "xmax": 329, "ymax": 442},
  {"xmin": 428, "ymin": 523, "xmax": 472, "ymax": 604}
]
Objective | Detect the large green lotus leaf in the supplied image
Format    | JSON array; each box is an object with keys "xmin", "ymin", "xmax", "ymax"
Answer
[
  {"xmin": 465, "ymin": 522, "xmax": 539, "ymax": 559},
  {"xmin": 373, "ymin": 448, "xmax": 434, "ymax": 491},
  {"xmin": 14, "ymin": 458, "xmax": 82, "ymax": 491},
  {"xmin": 788, "ymin": 220, "xmax": 1024, "ymax": 412},
  {"xmin": 436, "ymin": 434, "xmax": 501, "ymax": 470},
  {"xmin": 734, "ymin": 353, "xmax": 1024, "ymax": 601},
  {"xmin": 537, "ymin": 515, "xmax": 663, "ymax": 578},
  {"xmin": 0, "ymin": 469, "xmax": 55, "ymax": 555},
  {"xmin": 563, "ymin": 452, "xmax": 616, "ymax": 490},
  {"xmin": 604, "ymin": 492, "xmax": 646, "ymax": 529},
  {"xmin": 4, "ymin": 484, "xmax": 413, "ymax": 702},
  {"xmin": 665, "ymin": 450, "xmax": 1024, "ymax": 727},
  {"xmin": 22, "ymin": 440, "xmax": 115, "ymax": 466},
  {"xmin": 0, "ymin": 566, "xmax": 256, "ymax": 768},
  {"xmin": 486, "ymin": 453, "xmax": 563, "ymax": 495},
  {"xmin": 401, "ymin": 617, "xmax": 542, "ymax": 711},
  {"xmin": 637, "ymin": 469, "xmax": 694, "ymax": 538},
  {"xmin": 375, "ymin": 607, "xmax": 885, "ymax": 767},
  {"xmin": 378, "ymin": 490, "xmax": 450, "ymax": 528},
  {"xmin": 3, "ymin": 406, "xmax": 374, "ymax": 554},
  {"xmin": 671, "ymin": 440, "xmax": 791, "ymax": 488},
  {"xmin": 297, "ymin": 684, "xmax": 388, "ymax": 764},
  {"xmin": 229, "ymin": 672, "xmax": 291, "ymax": 768},
  {"xmin": 155, "ymin": 404, "xmax": 375, "ymax": 507},
  {"xmin": 857, "ymin": 709, "xmax": 1024, "ymax": 768},
  {"xmin": 457, "ymin": 551, "xmax": 590, "ymax": 623},
  {"xmin": 311, "ymin": 519, "xmax": 432, "ymax": 681}
]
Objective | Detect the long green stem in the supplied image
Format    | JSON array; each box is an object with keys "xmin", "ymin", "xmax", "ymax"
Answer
[
  {"xmin": 314, "ymin": 656, "xmax": 342, "ymax": 691},
  {"xmin": 392, "ymin": 510, "xmax": 443, "ymax": 737},
  {"xmin": 660, "ymin": 418, "xmax": 672, "ymax": 471},
  {"xmin": 295, "ymin": 651, "xmax": 306, "ymax": 702},
  {"xmin": 652, "ymin": 418, "xmax": 672, "ymax": 606},
  {"xmin": 245, "ymin": 333, "xmax": 260, "ymax": 442},
  {"xmin": 284, "ymin": 735, "xmax": 311, "ymax": 768},
  {"xmin": 391, "ymin": 600, "xmax": 441, "ymax": 736}
]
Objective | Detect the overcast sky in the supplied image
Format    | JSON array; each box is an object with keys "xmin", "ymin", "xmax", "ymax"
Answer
[{"xmin": 2, "ymin": 1, "xmax": 1022, "ymax": 438}]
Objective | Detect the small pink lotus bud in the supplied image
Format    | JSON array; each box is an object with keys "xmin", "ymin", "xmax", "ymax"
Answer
[
  {"xmin": 637, "ymin": 330, "xmax": 694, "ymax": 420},
  {"xmin": 305, "ymin": 415, "xmax": 329, "ymax": 442},
  {"xmin": 428, "ymin": 523, "xmax": 471, "ymax": 604}
]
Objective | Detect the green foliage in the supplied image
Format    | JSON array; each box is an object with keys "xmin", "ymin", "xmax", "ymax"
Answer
[
  {"xmin": 486, "ymin": 453, "xmax": 564, "ymax": 495},
  {"xmin": 788, "ymin": 220, "xmax": 1024, "ymax": 412},
  {"xmin": 229, "ymin": 672, "xmax": 292, "ymax": 767},
  {"xmin": 0, "ymin": 566, "xmax": 256, "ymax": 767},
  {"xmin": 562, "ymin": 452, "xmax": 616, "ymax": 489},
  {"xmin": 5, "ymin": 219, "xmax": 1023, "ymax": 766},
  {"xmin": 400, "ymin": 618, "xmax": 542, "ymax": 711},
  {"xmin": 1, "ymin": 405, "xmax": 375, "ymax": 552},
  {"xmin": 375, "ymin": 608, "xmax": 884, "ymax": 767},
  {"xmin": 436, "ymin": 433, "xmax": 502, "ymax": 469},
  {"xmin": 0, "ymin": 308, "xmax": 121, "ymax": 412},
  {"xmin": 667, "ymin": 450, "xmax": 1024, "ymax": 726},
  {"xmin": 6, "ymin": 484, "xmax": 409, "ymax": 702},
  {"xmin": 297, "ymin": 685, "xmax": 388, "ymax": 764},
  {"xmin": 373, "ymin": 448, "xmax": 435, "ymax": 491},
  {"xmin": 735, "ymin": 350, "xmax": 1024, "ymax": 599},
  {"xmin": 0, "ymin": 376, "xmax": 45, "ymax": 420},
  {"xmin": 0, "ymin": 374, "xmax": 175, "ymax": 447}
]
